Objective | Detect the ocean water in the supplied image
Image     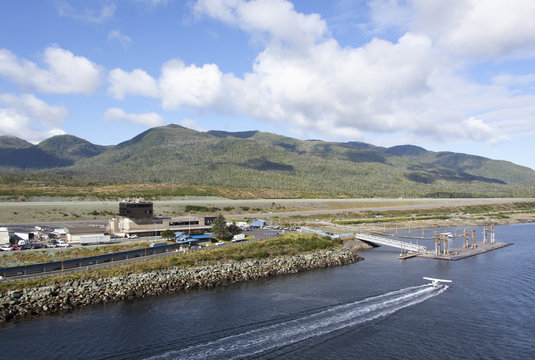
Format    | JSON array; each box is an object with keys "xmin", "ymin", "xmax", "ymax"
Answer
[{"xmin": 1, "ymin": 223, "xmax": 534, "ymax": 359}]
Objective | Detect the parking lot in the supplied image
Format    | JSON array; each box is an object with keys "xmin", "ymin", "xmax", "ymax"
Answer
[
  {"xmin": 0, "ymin": 220, "xmax": 286, "ymax": 255},
  {"xmin": 1, "ymin": 220, "xmax": 107, "ymax": 235}
]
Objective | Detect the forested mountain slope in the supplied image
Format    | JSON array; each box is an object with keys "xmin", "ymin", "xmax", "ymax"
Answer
[{"xmin": 1, "ymin": 125, "xmax": 534, "ymax": 197}]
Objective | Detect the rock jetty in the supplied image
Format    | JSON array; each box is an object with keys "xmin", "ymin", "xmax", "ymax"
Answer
[{"xmin": 0, "ymin": 248, "xmax": 362, "ymax": 323}]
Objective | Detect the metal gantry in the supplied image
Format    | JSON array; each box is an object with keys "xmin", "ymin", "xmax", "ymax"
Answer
[
  {"xmin": 463, "ymin": 229, "xmax": 476, "ymax": 249},
  {"xmin": 484, "ymin": 225, "xmax": 495, "ymax": 244},
  {"xmin": 434, "ymin": 233, "xmax": 450, "ymax": 256}
]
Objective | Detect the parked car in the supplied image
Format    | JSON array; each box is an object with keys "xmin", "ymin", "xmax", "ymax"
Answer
[
  {"xmin": 11, "ymin": 245, "xmax": 21, "ymax": 250},
  {"xmin": 45, "ymin": 243, "xmax": 57, "ymax": 248},
  {"xmin": 149, "ymin": 242, "xmax": 167, "ymax": 248},
  {"xmin": 56, "ymin": 242, "xmax": 71, "ymax": 248},
  {"xmin": 0, "ymin": 245, "xmax": 12, "ymax": 251},
  {"xmin": 21, "ymin": 243, "xmax": 33, "ymax": 250},
  {"xmin": 31, "ymin": 243, "xmax": 44, "ymax": 249}
]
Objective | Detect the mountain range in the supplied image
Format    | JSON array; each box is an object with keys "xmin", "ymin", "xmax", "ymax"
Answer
[{"xmin": 1, "ymin": 124, "xmax": 534, "ymax": 197}]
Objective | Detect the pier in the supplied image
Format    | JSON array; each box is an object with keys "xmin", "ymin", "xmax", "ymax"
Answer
[{"xmin": 356, "ymin": 224, "xmax": 512, "ymax": 261}]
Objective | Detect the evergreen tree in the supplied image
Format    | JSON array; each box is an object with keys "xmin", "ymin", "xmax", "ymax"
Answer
[
  {"xmin": 211, "ymin": 213, "xmax": 231, "ymax": 241},
  {"xmin": 227, "ymin": 222, "xmax": 242, "ymax": 236},
  {"xmin": 161, "ymin": 229, "xmax": 175, "ymax": 240}
]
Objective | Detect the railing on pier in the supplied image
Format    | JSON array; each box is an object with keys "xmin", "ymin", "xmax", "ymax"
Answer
[{"xmin": 355, "ymin": 233, "xmax": 426, "ymax": 252}]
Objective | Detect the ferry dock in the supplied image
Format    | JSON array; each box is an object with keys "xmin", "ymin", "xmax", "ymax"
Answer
[
  {"xmin": 417, "ymin": 242, "xmax": 512, "ymax": 261},
  {"xmin": 356, "ymin": 225, "xmax": 513, "ymax": 261}
]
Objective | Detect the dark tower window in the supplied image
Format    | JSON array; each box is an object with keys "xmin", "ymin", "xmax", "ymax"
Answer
[{"xmin": 119, "ymin": 201, "xmax": 154, "ymax": 224}]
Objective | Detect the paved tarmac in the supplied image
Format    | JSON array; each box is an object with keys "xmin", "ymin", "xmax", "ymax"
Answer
[{"xmin": 1, "ymin": 220, "xmax": 107, "ymax": 234}]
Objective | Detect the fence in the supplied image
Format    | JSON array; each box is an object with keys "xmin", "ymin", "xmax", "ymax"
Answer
[
  {"xmin": 0, "ymin": 234, "xmax": 276, "ymax": 281},
  {"xmin": 0, "ymin": 243, "xmax": 188, "ymax": 279}
]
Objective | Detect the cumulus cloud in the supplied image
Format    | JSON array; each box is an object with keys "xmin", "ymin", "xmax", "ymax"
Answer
[
  {"xmin": 228, "ymin": 33, "xmax": 435, "ymax": 134},
  {"xmin": 57, "ymin": 2, "xmax": 116, "ymax": 23},
  {"xmin": 103, "ymin": 108, "xmax": 165, "ymax": 127},
  {"xmin": 189, "ymin": 0, "xmax": 535, "ymax": 143},
  {"xmin": 0, "ymin": 46, "xmax": 102, "ymax": 95},
  {"xmin": 193, "ymin": 0, "xmax": 327, "ymax": 46},
  {"xmin": 0, "ymin": 94, "xmax": 68, "ymax": 143},
  {"xmin": 0, "ymin": 93, "xmax": 69, "ymax": 128},
  {"xmin": 370, "ymin": 0, "xmax": 535, "ymax": 60},
  {"xmin": 108, "ymin": 68, "xmax": 159, "ymax": 99},
  {"xmin": 159, "ymin": 59, "xmax": 224, "ymax": 109},
  {"xmin": 0, "ymin": 109, "xmax": 67, "ymax": 143},
  {"xmin": 109, "ymin": 0, "xmax": 535, "ymax": 144},
  {"xmin": 108, "ymin": 30, "xmax": 132, "ymax": 48},
  {"xmin": 107, "ymin": 61, "xmax": 224, "ymax": 108}
]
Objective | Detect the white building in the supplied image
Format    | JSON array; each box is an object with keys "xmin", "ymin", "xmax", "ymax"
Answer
[{"xmin": 0, "ymin": 228, "xmax": 9, "ymax": 245}]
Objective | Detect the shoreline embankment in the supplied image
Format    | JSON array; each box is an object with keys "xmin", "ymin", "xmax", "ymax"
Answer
[{"xmin": 0, "ymin": 246, "xmax": 363, "ymax": 323}]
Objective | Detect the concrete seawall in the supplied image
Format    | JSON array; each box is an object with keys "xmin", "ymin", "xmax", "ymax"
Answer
[{"xmin": 0, "ymin": 247, "xmax": 363, "ymax": 323}]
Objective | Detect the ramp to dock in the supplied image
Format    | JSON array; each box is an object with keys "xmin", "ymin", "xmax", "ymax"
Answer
[{"xmin": 355, "ymin": 233, "xmax": 426, "ymax": 252}]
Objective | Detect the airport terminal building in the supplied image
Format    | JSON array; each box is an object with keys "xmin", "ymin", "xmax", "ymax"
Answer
[{"xmin": 109, "ymin": 199, "xmax": 215, "ymax": 238}]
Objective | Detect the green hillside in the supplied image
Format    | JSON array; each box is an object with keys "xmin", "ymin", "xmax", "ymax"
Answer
[
  {"xmin": 1, "ymin": 125, "xmax": 534, "ymax": 198},
  {"xmin": 0, "ymin": 134, "xmax": 107, "ymax": 169},
  {"xmin": 38, "ymin": 135, "xmax": 108, "ymax": 161},
  {"xmin": 0, "ymin": 136, "xmax": 32, "ymax": 149}
]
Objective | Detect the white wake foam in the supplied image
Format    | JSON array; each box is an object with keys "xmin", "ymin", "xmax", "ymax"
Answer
[{"xmin": 147, "ymin": 284, "xmax": 448, "ymax": 360}]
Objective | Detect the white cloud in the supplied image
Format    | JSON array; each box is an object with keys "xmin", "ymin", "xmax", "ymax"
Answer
[
  {"xmin": 108, "ymin": 68, "xmax": 159, "ymax": 99},
  {"xmin": 0, "ymin": 93, "xmax": 68, "ymax": 143},
  {"xmin": 462, "ymin": 117, "xmax": 502, "ymax": 142},
  {"xmin": 0, "ymin": 46, "xmax": 102, "ymax": 95},
  {"xmin": 108, "ymin": 30, "xmax": 132, "ymax": 48},
  {"xmin": 0, "ymin": 108, "xmax": 66, "ymax": 144},
  {"xmin": 109, "ymin": 0, "xmax": 535, "ymax": 145},
  {"xmin": 179, "ymin": 118, "xmax": 205, "ymax": 131},
  {"xmin": 159, "ymin": 59, "xmax": 224, "ymax": 109},
  {"xmin": 57, "ymin": 2, "xmax": 116, "ymax": 23},
  {"xmin": 188, "ymin": 0, "xmax": 533, "ymax": 143},
  {"xmin": 193, "ymin": 0, "xmax": 328, "ymax": 46},
  {"xmin": 492, "ymin": 73, "xmax": 535, "ymax": 87},
  {"xmin": 370, "ymin": 0, "xmax": 535, "ymax": 60},
  {"xmin": 0, "ymin": 93, "xmax": 69, "ymax": 128},
  {"xmin": 224, "ymin": 32, "xmax": 441, "ymax": 139},
  {"xmin": 435, "ymin": 0, "xmax": 535, "ymax": 59},
  {"xmin": 107, "ymin": 61, "xmax": 224, "ymax": 108},
  {"xmin": 103, "ymin": 108, "xmax": 165, "ymax": 127}
]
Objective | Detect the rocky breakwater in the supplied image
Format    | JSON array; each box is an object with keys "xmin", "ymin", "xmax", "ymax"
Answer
[{"xmin": 0, "ymin": 247, "xmax": 363, "ymax": 323}]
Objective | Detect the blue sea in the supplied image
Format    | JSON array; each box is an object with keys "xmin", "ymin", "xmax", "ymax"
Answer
[{"xmin": 1, "ymin": 223, "xmax": 534, "ymax": 359}]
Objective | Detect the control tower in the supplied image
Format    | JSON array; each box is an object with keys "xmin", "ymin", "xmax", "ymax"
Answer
[{"xmin": 119, "ymin": 199, "xmax": 154, "ymax": 225}]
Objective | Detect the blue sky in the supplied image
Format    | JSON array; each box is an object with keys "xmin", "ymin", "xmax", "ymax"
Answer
[{"xmin": 1, "ymin": 0, "xmax": 535, "ymax": 170}]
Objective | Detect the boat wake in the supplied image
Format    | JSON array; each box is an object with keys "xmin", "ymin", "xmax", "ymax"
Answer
[{"xmin": 147, "ymin": 284, "xmax": 448, "ymax": 360}]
